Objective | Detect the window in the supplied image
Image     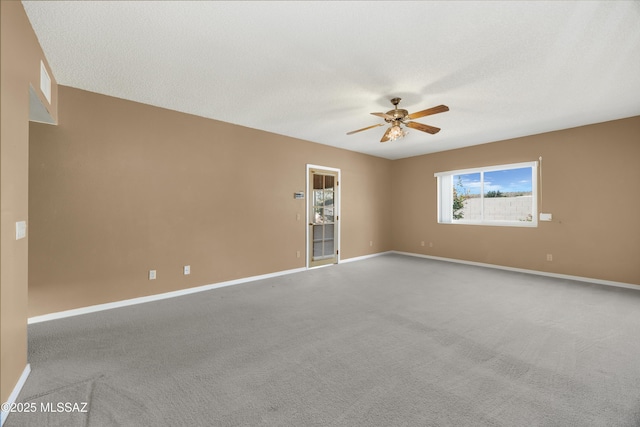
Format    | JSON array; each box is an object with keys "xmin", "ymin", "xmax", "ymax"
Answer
[{"xmin": 435, "ymin": 161, "xmax": 538, "ymax": 227}]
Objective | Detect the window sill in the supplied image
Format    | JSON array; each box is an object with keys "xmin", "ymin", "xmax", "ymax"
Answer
[{"xmin": 440, "ymin": 221, "xmax": 538, "ymax": 228}]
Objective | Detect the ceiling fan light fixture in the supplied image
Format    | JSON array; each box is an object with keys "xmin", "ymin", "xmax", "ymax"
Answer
[{"xmin": 388, "ymin": 124, "xmax": 407, "ymax": 141}]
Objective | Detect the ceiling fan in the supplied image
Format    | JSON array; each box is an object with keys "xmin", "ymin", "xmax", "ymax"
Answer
[{"xmin": 347, "ymin": 97, "xmax": 449, "ymax": 142}]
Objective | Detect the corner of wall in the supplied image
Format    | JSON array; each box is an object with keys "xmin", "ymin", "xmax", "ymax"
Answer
[{"xmin": 0, "ymin": 0, "xmax": 57, "ymax": 405}]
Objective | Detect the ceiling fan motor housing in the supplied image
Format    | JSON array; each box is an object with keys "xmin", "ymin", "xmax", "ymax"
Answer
[
  {"xmin": 387, "ymin": 98, "xmax": 408, "ymax": 121},
  {"xmin": 386, "ymin": 109, "xmax": 409, "ymax": 121}
]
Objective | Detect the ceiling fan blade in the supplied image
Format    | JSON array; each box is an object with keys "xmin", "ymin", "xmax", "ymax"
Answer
[
  {"xmin": 406, "ymin": 121, "xmax": 441, "ymax": 134},
  {"xmin": 407, "ymin": 104, "xmax": 449, "ymax": 120},
  {"xmin": 346, "ymin": 123, "xmax": 384, "ymax": 135},
  {"xmin": 371, "ymin": 112, "xmax": 394, "ymax": 120},
  {"xmin": 380, "ymin": 127, "xmax": 392, "ymax": 143}
]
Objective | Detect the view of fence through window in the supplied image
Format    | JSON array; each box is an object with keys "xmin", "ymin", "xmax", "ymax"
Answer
[{"xmin": 453, "ymin": 166, "xmax": 533, "ymax": 222}]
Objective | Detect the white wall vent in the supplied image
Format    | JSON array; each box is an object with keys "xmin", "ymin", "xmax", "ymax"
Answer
[{"xmin": 40, "ymin": 60, "xmax": 51, "ymax": 104}]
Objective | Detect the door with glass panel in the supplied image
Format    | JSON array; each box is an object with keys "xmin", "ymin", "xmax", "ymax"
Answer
[{"xmin": 309, "ymin": 169, "xmax": 338, "ymax": 267}]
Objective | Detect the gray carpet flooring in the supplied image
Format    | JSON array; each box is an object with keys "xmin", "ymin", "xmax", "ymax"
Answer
[{"xmin": 6, "ymin": 254, "xmax": 640, "ymax": 426}]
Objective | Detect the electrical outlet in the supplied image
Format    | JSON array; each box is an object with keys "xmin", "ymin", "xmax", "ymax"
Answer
[
  {"xmin": 149, "ymin": 270, "xmax": 157, "ymax": 280},
  {"xmin": 546, "ymin": 254, "xmax": 553, "ymax": 261},
  {"xmin": 296, "ymin": 250, "xmax": 300, "ymax": 258},
  {"xmin": 429, "ymin": 242, "xmax": 433, "ymax": 248},
  {"xmin": 421, "ymin": 241, "xmax": 425, "ymax": 247},
  {"xmin": 16, "ymin": 221, "xmax": 27, "ymax": 240},
  {"xmin": 370, "ymin": 241, "xmax": 373, "ymax": 247},
  {"xmin": 183, "ymin": 265, "xmax": 190, "ymax": 275}
]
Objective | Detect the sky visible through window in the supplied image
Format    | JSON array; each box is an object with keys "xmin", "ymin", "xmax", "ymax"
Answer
[{"xmin": 455, "ymin": 167, "xmax": 532, "ymax": 195}]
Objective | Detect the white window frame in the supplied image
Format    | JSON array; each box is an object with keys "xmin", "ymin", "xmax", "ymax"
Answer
[{"xmin": 435, "ymin": 161, "xmax": 538, "ymax": 227}]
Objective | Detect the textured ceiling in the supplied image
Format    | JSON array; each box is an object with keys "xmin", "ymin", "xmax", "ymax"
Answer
[{"xmin": 22, "ymin": 1, "xmax": 640, "ymax": 160}]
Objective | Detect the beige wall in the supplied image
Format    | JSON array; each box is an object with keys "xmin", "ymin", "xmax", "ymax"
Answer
[
  {"xmin": 1, "ymin": 1, "xmax": 58, "ymax": 405},
  {"xmin": 28, "ymin": 86, "xmax": 392, "ymax": 316},
  {"xmin": 28, "ymin": 86, "xmax": 639, "ymax": 326},
  {"xmin": 391, "ymin": 116, "xmax": 640, "ymax": 285}
]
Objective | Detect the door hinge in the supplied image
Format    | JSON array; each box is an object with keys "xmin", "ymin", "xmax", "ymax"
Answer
[
  {"xmin": 336, "ymin": 249, "xmax": 339, "ymax": 255},
  {"xmin": 336, "ymin": 215, "xmax": 339, "ymax": 220}
]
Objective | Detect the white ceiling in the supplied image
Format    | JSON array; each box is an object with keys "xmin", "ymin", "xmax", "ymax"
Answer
[{"xmin": 22, "ymin": 1, "xmax": 640, "ymax": 160}]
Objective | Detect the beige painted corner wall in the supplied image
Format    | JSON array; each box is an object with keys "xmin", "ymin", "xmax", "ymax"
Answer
[
  {"xmin": 1, "ymin": 1, "xmax": 58, "ymax": 405},
  {"xmin": 28, "ymin": 86, "xmax": 392, "ymax": 316},
  {"xmin": 391, "ymin": 116, "xmax": 640, "ymax": 285}
]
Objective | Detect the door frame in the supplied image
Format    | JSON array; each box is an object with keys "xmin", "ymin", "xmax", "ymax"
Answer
[{"xmin": 306, "ymin": 164, "xmax": 341, "ymax": 269}]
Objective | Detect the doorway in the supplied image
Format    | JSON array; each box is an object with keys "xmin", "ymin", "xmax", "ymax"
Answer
[{"xmin": 307, "ymin": 165, "xmax": 340, "ymax": 268}]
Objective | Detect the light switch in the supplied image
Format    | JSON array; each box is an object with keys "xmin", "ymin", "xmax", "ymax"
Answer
[
  {"xmin": 540, "ymin": 213, "xmax": 552, "ymax": 221},
  {"xmin": 16, "ymin": 221, "xmax": 26, "ymax": 240}
]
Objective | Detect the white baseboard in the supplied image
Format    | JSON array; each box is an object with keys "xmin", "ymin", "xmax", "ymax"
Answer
[
  {"xmin": 1, "ymin": 364, "xmax": 31, "ymax": 426},
  {"xmin": 340, "ymin": 251, "xmax": 393, "ymax": 264},
  {"xmin": 28, "ymin": 251, "xmax": 638, "ymax": 325},
  {"xmin": 393, "ymin": 251, "xmax": 639, "ymax": 290},
  {"xmin": 28, "ymin": 253, "xmax": 395, "ymax": 323},
  {"xmin": 28, "ymin": 267, "xmax": 307, "ymax": 324}
]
